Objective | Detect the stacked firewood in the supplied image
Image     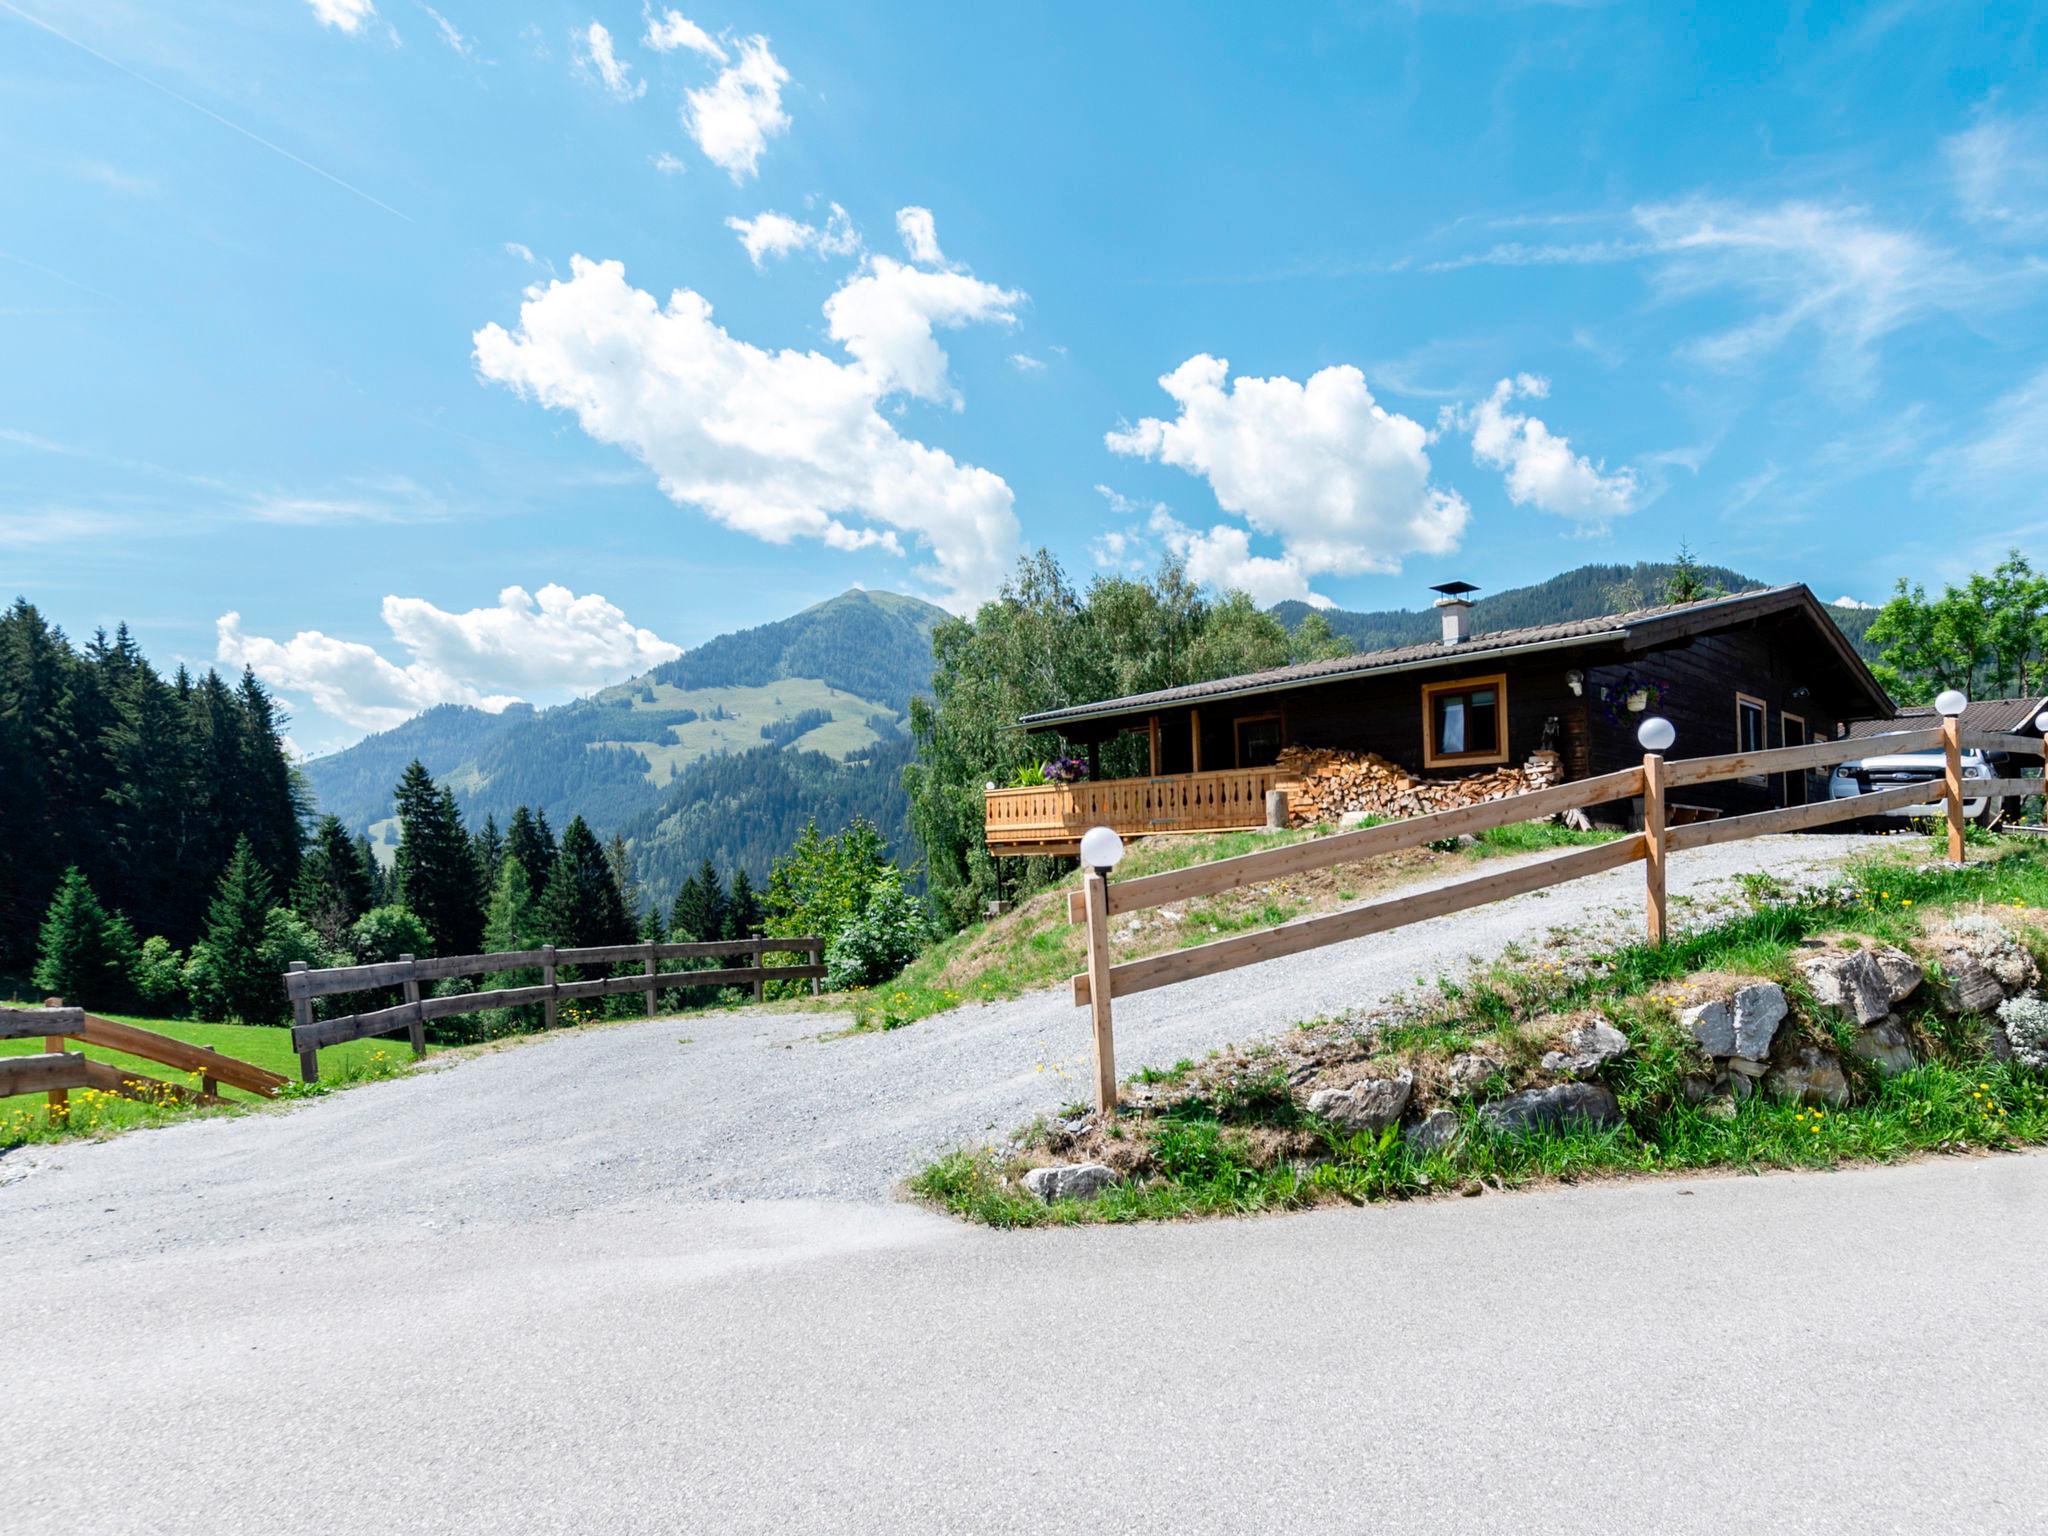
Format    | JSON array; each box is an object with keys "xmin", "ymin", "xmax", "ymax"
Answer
[{"xmin": 1277, "ymin": 747, "xmax": 1564, "ymax": 825}]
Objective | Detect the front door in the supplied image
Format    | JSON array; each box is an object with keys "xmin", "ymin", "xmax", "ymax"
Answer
[{"xmin": 1781, "ymin": 713, "xmax": 1808, "ymax": 806}]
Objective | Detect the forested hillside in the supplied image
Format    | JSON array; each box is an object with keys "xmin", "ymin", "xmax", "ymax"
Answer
[
  {"xmin": 1272, "ymin": 562, "xmax": 1882, "ymax": 662},
  {"xmin": 303, "ymin": 588, "xmax": 945, "ymax": 840}
]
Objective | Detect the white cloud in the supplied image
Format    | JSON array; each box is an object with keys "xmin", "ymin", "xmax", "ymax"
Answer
[
  {"xmin": 1454, "ymin": 374, "xmax": 1638, "ymax": 526},
  {"xmin": 684, "ymin": 35, "xmax": 789, "ymax": 180},
  {"xmin": 822, "ymin": 251, "xmax": 1023, "ymax": 405},
  {"xmin": 308, "ymin": 0, "xmax": 377, "ymax": 32},
  {"xmin": 726, "ymin": 204, "xmax": 860, "ymax": 268},
  {"xmin": 1105, "ymin": 354, "xmax": 1468, "ymax": 579},
  {"xmin": 1148, "ymin": 511, "xmax": 1332, "ymax": 608},
  {"xmin": 1831, "ymin": 595, "xmax": 1878, "ymax": 610},
  {"xmin": 218, "ymin": 584, "xmax": 682, "ymax": 734},
  {"xmin": 1008, "ymin": 352, "xmax": 1046, "ymax": 373},
  {"xmin": 473, "ymin": 253, "xmax": 1023, "ymax": 609},
  {"xmin": 896, "ymin": 207, "xmax": 945, "ymax": 266},
  {"xmin": 643, "ymin": 8, "xmax": 726, "ymax": 61},
  {"xmin": 576, "ymin": 21, "xmax": 645, "ymax": 100},
  {"xmin": 1946, "ymin": 111, "xmax": 2048, "ymax": 236},
  {"xmin": 1926, "ymin": 365, "xmax": 2048, "ymax": 496},
  {"xmin": 418, "ymin": 4, "xmax": 470, "ymax": 54},
  {"xmin": 650, "ymin": 151, "xmax": 688, "ymax": 176}
]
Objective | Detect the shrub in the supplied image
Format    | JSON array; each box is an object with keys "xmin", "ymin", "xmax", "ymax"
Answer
[
  {"xmin": 32, "ymin": 866, "xmax": 140, "ymax": 1010},
  {"xmin": 1998, "ymin": 996, "xmax": 2048, "ymax": 1072},
  {"xmin": 133, "ymin": 935, "xmax": 189, "ymax": 1016},
  {"xmin": 825, "ymin": 869, "xmax": 930, "ymax": 990},
  {"xmin": 349, "ymin": 904, "xmax": 433, "ymax": 964}
]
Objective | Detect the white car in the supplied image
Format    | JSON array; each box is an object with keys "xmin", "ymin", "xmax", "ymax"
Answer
[{"xmin": 1828, "ymin": 745, "xmax": 2013, "ymax": 826}]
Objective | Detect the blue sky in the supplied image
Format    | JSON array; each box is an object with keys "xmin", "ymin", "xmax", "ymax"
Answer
[{"xmin": 4, "ymin": 1, "xmax": 2046, "ymax": 754}]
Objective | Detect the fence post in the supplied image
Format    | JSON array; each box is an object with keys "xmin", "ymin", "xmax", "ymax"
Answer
[
  {"xmin": 400, "ymin": 954, "xmax": 425, "ymax": 1058},
  {"xmin": 42, "ymin": 995, "xmax": 66, "ymax": 1125},
  {"xmin": 643, "ymin": 941, "xmax": 658, "ymax": 1018},
  {"xmin": 750, "ymin": 939, "xmax": 765, "ymax": 1004},
  {"xmin": 288, "ymin": 961, "xmax": 317, "ymax": 1083},
  {"xmin": 1643, "ymin": 751, "xmax": 1668, "ymax": 944},
  {"xmin": 1082, "ymin": 870, "xmax": 1118, "ymax": 1118},
  {"xmin": 811, "ymin": 938, "xmax": 822, "ymax": 997},
  {"xmin": 1942, "ymin": 711, "xmax": 1965, "ymax": 863},
  {"xmin": 542, "ymin": 944, "xmax": 558, "ymax": 1030}
]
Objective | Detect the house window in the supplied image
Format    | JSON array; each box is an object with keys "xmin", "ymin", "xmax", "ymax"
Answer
[
  {"xmin": 1422, "ymin": 674, "xmax": 1509, "ymax": 769},
  {"xmin": 1736, "ymin": 693, "xmax": 1767, "ymax": 784},
  {"xmin": 1235, "ymin": 713, "xmax": 1284, "ymax": 768}
]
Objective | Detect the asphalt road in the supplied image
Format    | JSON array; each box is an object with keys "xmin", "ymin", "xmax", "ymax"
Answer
[{"xmin": 9, "ymin": 831, "xmax": 2042, "ymax": 1533}]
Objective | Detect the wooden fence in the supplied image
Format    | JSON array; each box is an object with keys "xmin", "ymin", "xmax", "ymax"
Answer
[
  {"xmin": 1, "ymin": 1000, "xmax": 286, "ymax": 1124},
  {"xmin": 1067, "ymin": 719, "xmax": 2047, "ymax": 1115},
  {"xmin": 986, "ymin": 766, "xmax": 1283, "ymax": 857},
  {"xmin": 282, "ymin": 935, "xmax": 825, "ymax": 1083}
]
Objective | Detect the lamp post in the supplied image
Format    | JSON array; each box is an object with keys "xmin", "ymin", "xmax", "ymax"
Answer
[
  {"xmin": 1077, "ymin": 826, "xmax": 1126, "ymax": 1117},
  {"xmin": 1936, "ymin": 690, "xmax": 1968, "ymax": 863},
  {"xmin": 1638, "ymin": 717, "xmax": 1675, "ymax": 944}
]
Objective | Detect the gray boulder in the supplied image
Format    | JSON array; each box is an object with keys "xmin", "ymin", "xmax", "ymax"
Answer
[
  {"xmin": 1404, "ymin": 1108, "xmax": 1463, "ymax": 1155},
  {"xmin": 1021, "ymin": 1163, "xmax": 1117, "ymax": 1203},
  {"xmin": 1945, "ymin": 916, "xmax": 2038, "ymax": 993},
  {"xmin": 1307, "ymin": 1071, "xmax": 1413, "ymax": 1133},
  {"xmin": 1681, "ymin": 998, "xmax": 1736, "ymax": 1058},
  {"xmin": 1872, "ymin": 947, "xmax": 1924, "ymax": 1005},
  {"xmin": 1445, "ymin": 1052, "xmax": 1502, "ymax": 1099},
  {"xmin": 1800, "ymin": 948, "xmax": 1892, "ymax": 1026},
  {"xmin": 1850, "ymin": 1019, "xmax": 1917, "ymax": 1076},
  {"xmin": 1933, "ymin": 951, "xmax": 2007, "ymax": 1016},
  {"xmin": 1731, "ymin": 983, "xmax": 1789, "ymax": 1061},
  {"xmin": 1540, "ymin": 1019, "xmax": 1629, "ymax": 1080},
  {"xmin": 1477, "ymin": 1082, "xmax": 1621, "ymax": 1136},
  {"xmin": 1767, "ymin": 1047, "xmax": 1851, "ymax": 1107}
]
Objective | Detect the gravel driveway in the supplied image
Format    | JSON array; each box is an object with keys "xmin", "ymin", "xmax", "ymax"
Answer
[{"xmin": 15, "ymin": 830, "xmax": 2048, "ymax": 1536}]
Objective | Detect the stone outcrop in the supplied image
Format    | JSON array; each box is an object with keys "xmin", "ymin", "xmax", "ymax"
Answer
[
  {"xmin": 1022, "ymin": 1163, "xmax": 1117, "ymax": 1202},
  {"xmin": 1767, "ymin": 1046, "xmax": 1851, "ymax": 1107},
  {"xmin": 1540, "ymin": 1019, "xmax": 1629, "ymax": 1080},
  {"xmin": 1404, "ymin": 1108, "xmax": 1463, "ymax": 1154},
  {"xmin": 1477, "ymin": 1082, "xmax": 1621, "ymax": 1135},
  {"xmin": 1445, "ymin": 1052, "xmax": 1502, "ymax": 1099},
  {"xmin": 1849, "ymin": 1019, "xmax": 1917, "ymax": 1076},
  {"xmin": 1306, "ymin": 1072, "xmax": 1413, "ymax": 1133}
]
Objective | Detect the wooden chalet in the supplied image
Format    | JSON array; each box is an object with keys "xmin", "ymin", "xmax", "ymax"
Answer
[{"xmin": 985, "ymin": 582, "xmax": 1894, "ymax": 857}]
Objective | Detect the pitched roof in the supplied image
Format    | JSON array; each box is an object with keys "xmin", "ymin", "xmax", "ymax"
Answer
[
  {"xmin": 1019, "ymin": 583, "xmax": 1890, "ymax": 730},
  {"xmin": 1844, "ymin": 696, "xmax": 2048, "ymax": 739}
]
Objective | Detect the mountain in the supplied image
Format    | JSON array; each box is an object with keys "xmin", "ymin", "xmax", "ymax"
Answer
[
  {"xmin": 301, "ymin": 589, "xmax": 950, "ymax": 895},
  {"xmin": 1273, "ymin": 562, "xmax": 1883, "ymax": 662}
]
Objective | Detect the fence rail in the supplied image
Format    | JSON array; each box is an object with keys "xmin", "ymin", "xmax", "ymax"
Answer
[
  {"xmin": 283, "ymin": 935, "xmax": 825, "ymax": 1083},
  {"xmin": 1067, "ymin": 721, "xmax": 2048, "ymax": 1115},
  {"xmin": 986, "ymin": 766, "xmax": 1283, "ymax": 856},
  {"xmin": 1, "ymin": 1001, "xmax": 285, "ymax": 1123}
]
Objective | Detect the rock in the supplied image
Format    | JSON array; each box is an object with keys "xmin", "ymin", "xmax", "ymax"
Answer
[
  {"xmin": 1540, "ymin": 1019, "xmax": 1629, "ymax": 1080},
  {"xmin": 1766, "ymin": 1047, "xmax": 1850, "ymax": 1107},
  {"xmin": 1404, "ymin": 1107, "xmax": 1463, "ymax": 1154},
  {"xmin": 1337, "ymin": 810, "xmax": 1375, "ymax": 829},
  {"xmin": 1872, "ymin": 947, "xmax": 1923, "ymax": 1005},
  {"xmin": 1021, "ymin": 1163, "xmax": 1116, "ymax": 1203},
  {"xmin": 1681, "ymin": 999, "xmax": 1737, "ymax": 1058},
  {"xmin": 1307, "ymin": 1072, "xmax": 1413, "ymax": 1133},
  {"xmin": 1731, "ymin": 983, "xmax": 1789, "ymax": 1061},
  {"xmin": 1477, "ymin": 1082, "xmax": 1621, "ymax": 1136},
  {"xmin": 1445, "ymin": 1052, "xmax": 1502, "ymax": 1099},
  {"xmin": 1701, "ymin": 1098, "xmax": 1738, "ymax": 1121},
  {"xmin": 1850, "ymin": 1019, "xmax": 1917, "ymax": 1076},
  {"xmin": 1933, "ymin": 951, "xmax": 2007, "ymax": 1016},
  {"xmin": 1728, "ymin": 1071, "xmax": 1753, "ymax": 1104},
  {"xmin": 1800, "ymin": 948, "xmax": 1892, "ymax": 1026},
  {"xmin": 1680, "ymin": 1074, "xmax": 1716, "ymax": 1105},
  {"xmin": 1944, "ymin": 916, "xmax": 2038, "ymax": 993}
]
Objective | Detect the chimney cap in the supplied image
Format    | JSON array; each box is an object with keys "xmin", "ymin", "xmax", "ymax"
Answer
[{"xmin": 1430, "ymin": 580, "xmax": 1480, "ymax": 599}]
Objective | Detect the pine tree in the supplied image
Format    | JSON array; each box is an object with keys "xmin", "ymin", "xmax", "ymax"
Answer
[
  {"xmin": 393, "ymin": 761, "xmax": 482, "ymax": 955},
  {"xmin": 472, "ymin": 813, "xmax": 504, "ymax": 885},
  {"xmin": 670, "ymin": 857, "xmax": 725, "ymax": 942},
  {"xmin": 539, "ymin": 816, "xmax": 633, "ymax": 950},
  {"xmin": 32, "ymin": 866, "xmax": 138, "ymax": 1009},
  {"xmin": 605, "ymin": 832, "xmax": 644, "ymax": 923},
  {"xmin": 353, "ymin": 834, "xmax": 390, "ymax": 906},
  {"xmin": 483, "ymin": 856, "xmax": 541, "ymax": 953},
  {"xmin": 725, "ymin": 867, "xmax": 762, "ymax": 940},
  {"xmin": 505, "ymin": 805, "xmax": 557, "ymax": 896},
  {"xmin": 201, "ymin": 836, "xmax": 279, "ymax": 1024},
  {"xmin": 295, "ymin": 814, "xmax": 375, "ymax": 943}
]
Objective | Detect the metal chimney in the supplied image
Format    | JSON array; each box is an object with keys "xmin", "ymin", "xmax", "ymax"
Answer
[{"xmin": 1431, "ymin": 580, "xmax": 1479, "ymax": 644}]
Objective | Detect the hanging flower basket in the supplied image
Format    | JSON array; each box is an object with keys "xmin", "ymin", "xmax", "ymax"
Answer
[{"xmin": 1043, "ymin": 755, "xmax": 1091, "ymax": 785}]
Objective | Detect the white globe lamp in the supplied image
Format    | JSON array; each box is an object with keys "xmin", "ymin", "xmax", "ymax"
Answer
[
  {"xmin": 2034, "ymin": 710, "xmax": 2048, "ymax": 734},
  {"xmin": 1637, "ymin": 716, "xmax": 1676, "ymax": 754},
  {"xmin": 1079, "ymin": 825, "xmax": 1126, "ymax": 878},
  {"xmin": 1935, "ymin": 689, "xmax": 1969, "ymax": 718}
]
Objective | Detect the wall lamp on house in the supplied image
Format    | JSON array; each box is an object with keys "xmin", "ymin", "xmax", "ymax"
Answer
[{"xmin": 1566, "ymin": 669, "xmax": 1585, "ymax": 697}]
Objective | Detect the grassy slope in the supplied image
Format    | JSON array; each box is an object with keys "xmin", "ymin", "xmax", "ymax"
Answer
[
  {"xmin": 915, "ymin": 838, "xmax": 2048, "ymax": 1225},
  {"xmin": 607, "ymin": 678, "xmax": 894, "ymax": 783},
  {"xmin": 825, "ymin": 819, "xmax": 1616, "ymax": 1032},
  {"xmin": 1, "ymin": 1014, "xmax": 423, "ymax": 1145}
]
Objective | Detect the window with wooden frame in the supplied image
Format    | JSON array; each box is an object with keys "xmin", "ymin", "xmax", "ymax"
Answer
[
  {"xmin": 1234, "ymin": 712, "xmax": 1285, "ymax": 768},
  {"xmin": 1736, "ymin": 692, "xmax": 1768, "ymax": 784},
  {"xmin": 1421, "ymin": 673, "xmax": 1509, "ymax": 769}
]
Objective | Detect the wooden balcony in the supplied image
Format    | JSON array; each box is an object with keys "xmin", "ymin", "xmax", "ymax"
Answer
[{"xmin": 984, "ymin": 767, "xmax": 1283, "ymax": 858}]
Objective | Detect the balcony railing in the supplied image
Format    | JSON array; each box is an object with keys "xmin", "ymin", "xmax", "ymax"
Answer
[{"xmin": 984, "ymin": 767, "xmax": 1282, "ymax": 856}]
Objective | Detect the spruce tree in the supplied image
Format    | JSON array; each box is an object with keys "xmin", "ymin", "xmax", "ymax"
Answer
[
  {"xmin": 483, "ymin": 856, "xmax": 541, "ymax": 953},
  {"xmin": 670, "ymin": 858, "xmax": 725, "ymax": 942},
  {"xmin": 202, "ymin": 836, "xmax": 279, "ymax": 1024},
  {"xmin": 295, "ymin": 814, "xmax": 375, "ymax": 943},
  {"xmin": 725, "ymin": 867, "xmax": 762, "ymax": 940},
  {"xmin": 32, "ymin": 866, "xmax": 138, "ymax": 1009},
  {"xmin": 539, "ymin": 816, "xmax": 633, "ymax": 950},
  {"xmin": 605, "ymin": 832, "xmax": 644, "ymax": 923},
  {"xmin": 393, "ymin": 761, "xmax": 482, "ymax": 955},
  {"xmin": 505, "ymin": 805, "xmax": 556, "ymax": 895}
]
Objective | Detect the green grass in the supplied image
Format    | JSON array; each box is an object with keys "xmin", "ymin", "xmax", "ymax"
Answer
[
  {"xmin": 913, "ymin": 839, "xmax": 2048, "ymax": 1226},
  {"xmin": 1, "ymin": 1014, "xmax": 426, "ymax": 1147}
]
